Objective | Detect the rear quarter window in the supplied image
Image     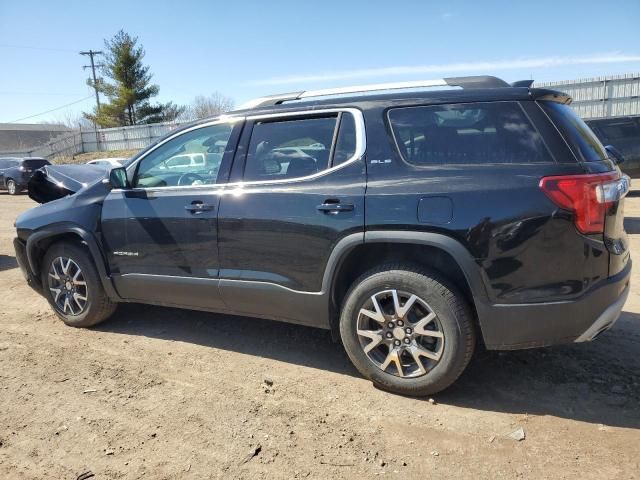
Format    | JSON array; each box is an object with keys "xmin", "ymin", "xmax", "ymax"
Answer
[
  {"xmin": 540, "ymin": 102, "xmax": 608, "ymax": 162},
  {"xmin": 388, "ymin": 102, "xmax": 553, "ymax": 165}
]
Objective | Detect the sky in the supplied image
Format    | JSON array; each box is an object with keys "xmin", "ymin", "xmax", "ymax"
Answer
[{"xmin": 1, "ymin": 0, "xmax": 640, "ymax": 124}]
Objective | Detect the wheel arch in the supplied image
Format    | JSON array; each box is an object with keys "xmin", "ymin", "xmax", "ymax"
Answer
[
  {"xmin": 327, "ymin": 230, "xmax": 490, "ymax": 342},
  {"xmin": 25, "ymin": 223, "xmax": 121, "ymax": 301}
]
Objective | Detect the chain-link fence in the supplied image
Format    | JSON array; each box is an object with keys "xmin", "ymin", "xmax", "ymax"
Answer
[{"xmin": 0, "ymin": 120, "xmax": 186, "ymax": 159}]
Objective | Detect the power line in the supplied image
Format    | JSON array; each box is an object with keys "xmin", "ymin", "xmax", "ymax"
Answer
[
  {"xmin": 0, "ymin": 43, "xmax": 77, "ymax": 53},
  {"xmin": 8, "ymin": 96, "xmax": 93, "ymax": 123},
  {"xmin": 0, "ymin": 92, "xmax": 82, "ymax": 96}
]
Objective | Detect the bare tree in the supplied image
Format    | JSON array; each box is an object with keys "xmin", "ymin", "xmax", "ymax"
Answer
[
  {"xmin": 182, "ymin": 92, "xmax": 235, "ymax": 121},
  {"xmin": 40, "ymin": 111, "xmax": 93, "ymax": 130}
]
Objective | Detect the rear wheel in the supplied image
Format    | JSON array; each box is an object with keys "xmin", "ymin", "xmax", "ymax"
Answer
[
  {"xmin": 41, "ymin": 242, "xmax": 116, "ymax": 327},
  {"xmin": 339, "ymin": 265, "xmax": 475, "ymax": 396},
  {"xmin": 6, "ymin": 179, "xmax": 17, "ymax": 195}
]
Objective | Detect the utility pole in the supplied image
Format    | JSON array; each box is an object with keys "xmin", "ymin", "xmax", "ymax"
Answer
[
  {"xmin": 80, "ymin": 50, "xmax": 103, "ymax": 112},
  {"xmin": 81, "ymin": 49, "xmax": 103, "ymax": 147}
]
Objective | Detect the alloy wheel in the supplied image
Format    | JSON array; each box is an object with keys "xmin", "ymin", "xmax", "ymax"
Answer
[
  {"xmin": 47, "ymin": 256, "xmax": 88, "ymax": 316},
  {"xmin": 7, "ymin": 180, "xmax": 16, "ymax": 195},
  {"xmin": 356, "ymin": 289, "xmax": 445, "ymax": 378}
]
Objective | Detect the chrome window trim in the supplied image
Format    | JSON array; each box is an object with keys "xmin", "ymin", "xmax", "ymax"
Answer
[{"xmin": 115, "ymin": 108, "xmax": 365, "ymax": 192}]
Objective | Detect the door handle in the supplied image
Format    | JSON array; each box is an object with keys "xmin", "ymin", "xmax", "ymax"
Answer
[
  {"xmin": 185, "ymin": 202, "xmax": 215, "ymax": 213},
  {"xmin": 316, "ymin": 201, "xmax": 354, "ymax": 214}
]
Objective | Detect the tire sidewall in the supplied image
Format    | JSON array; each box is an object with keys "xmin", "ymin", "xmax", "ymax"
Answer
[{"xmin": 340, "ymin": 268, "xmax": 470, "ymax": 395}]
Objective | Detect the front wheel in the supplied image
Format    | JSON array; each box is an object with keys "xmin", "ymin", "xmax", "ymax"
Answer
[
  {"xmin": 41, "ymin": 242, "xmax": 117, "ymax": 327},
  {"xmin": 339, "ymin": 265, "xmax": 475, "ymax": 396},
  {"xmin": 6, "ymin": 179, "xmax": 17, "ymax": 195}
]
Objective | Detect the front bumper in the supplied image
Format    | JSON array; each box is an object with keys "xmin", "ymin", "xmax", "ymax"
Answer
[
  {"xmin": 13, "ymin": 237, "xmax": 42, "ymax": 294},
  {"xmin": 478, "ymin": 260, "xmax": 631, "ymax": 350}
]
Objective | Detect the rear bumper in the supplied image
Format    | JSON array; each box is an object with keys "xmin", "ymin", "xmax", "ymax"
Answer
[
  {"xmin": 478, "ymin": 260, "xmax": 631, "ymax": 350},
  {"xmin": 13, "ymin": 237, "xmax": 42, "ymax": 294}
]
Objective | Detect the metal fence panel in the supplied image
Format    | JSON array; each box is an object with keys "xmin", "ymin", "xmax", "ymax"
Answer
[
  {"xmin": 80, "ymin": 121, "xmax": 182, "ymax": 153},
  {"xmin": 535, "ymin": 73, "xmax": 640, "ymax": 119}
]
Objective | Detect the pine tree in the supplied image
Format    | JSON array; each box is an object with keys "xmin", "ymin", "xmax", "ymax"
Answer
[{"xmin": 85, "ymin": 30, "xmax": 180, "ymax": 127}]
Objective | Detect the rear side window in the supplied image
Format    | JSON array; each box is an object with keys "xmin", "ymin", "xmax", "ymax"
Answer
[
  {"xmin": 388, "ymin": 102, "xmax": 552, "ymax": 165},
  {"xmin": 333, "ymin": 113, "xmax": 357, "ymax": 166},
  {"xmin": 244, "ymin": 116, "xmax": 338, "ymax": 181},
  {"xmin": 540, "ymin": 102, "xmax": 607, "ymax": 162},
  {"xmin": 0, "ymin": 159, "xmax": 19, "ymax": 168}
]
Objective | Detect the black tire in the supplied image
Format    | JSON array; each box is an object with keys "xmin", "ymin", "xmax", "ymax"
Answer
[
  {"xmin": 6, "ymin": 179, "xmax": 18, "ymax": 195},
  {"xmin": 339, "ymin": 264, "xmax": 475, "ymax": 396},
  {"xmin": 41, "ymin": 242, "xmax": 116, "ymax": 327}
]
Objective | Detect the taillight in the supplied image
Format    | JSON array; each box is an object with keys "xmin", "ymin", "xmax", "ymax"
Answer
[{"xmin": 539, "ymin": 172, "xmax": 629, "ymax": 234}]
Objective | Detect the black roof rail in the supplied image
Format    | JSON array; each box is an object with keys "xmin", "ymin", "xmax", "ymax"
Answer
[
  {"xmin": 239, "ymin": 75, "xmax": 512, "ymax": 109},
  {"xmin": 444, "ymin": 75, "xmax": 511, "ymax": 89}
]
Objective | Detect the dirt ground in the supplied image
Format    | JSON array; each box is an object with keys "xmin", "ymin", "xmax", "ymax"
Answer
[{"xmin": 0, "ymin": 190, "xmax": 639, "ymax": 480}]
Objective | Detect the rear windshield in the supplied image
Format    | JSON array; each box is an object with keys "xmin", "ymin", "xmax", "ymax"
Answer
[
  {"xmin": 23, "ymin": 159, "xmax": 50, "ymax": 168},
  {"xmin": 540, "ymin": 102, "xmax": 608, "ymax": 162}
]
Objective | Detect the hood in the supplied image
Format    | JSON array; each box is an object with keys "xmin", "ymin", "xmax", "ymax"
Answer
[{"xmin": 28, "ymin": 164, "xmax": 110, "ymax": 204}]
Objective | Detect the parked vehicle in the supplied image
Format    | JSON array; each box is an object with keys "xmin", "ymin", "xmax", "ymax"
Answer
[
  {"xmin": 87, "ymin": 157, "xmax": 127, "ymax": 167},
  {"xmin": 0, "ymin": 157, "xmax": 50, "ymax": 195},
  {"xmin": 14, "ymin": 76, "xmax": 631, "ymax": 395},
  {"xmin": 586, "ymin": 116, "xmax": 640, "ymax": 178}
]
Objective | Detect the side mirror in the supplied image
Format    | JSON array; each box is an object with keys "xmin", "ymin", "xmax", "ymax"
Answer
[
  {"xmin": 107, "ymin": 166, "xmax": 130, "ymax": 189},
  {"xmin": 605, "ymin": 145, "xmax": 625, "ymax": 165}
]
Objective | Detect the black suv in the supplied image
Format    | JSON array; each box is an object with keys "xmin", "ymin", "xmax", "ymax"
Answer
[
  {"xmin": 586, "ymin": 115, "xmax": 640, "ymax": 178},
  {"xmin": 13, "ymin": 76, "xmax": 631, "ymax": 396},
  {"xmin": 0, "ymin": 157, "xmax": 50, "ymax": 195}
]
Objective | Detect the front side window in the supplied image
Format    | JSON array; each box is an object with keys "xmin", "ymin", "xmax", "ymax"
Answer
[
  {"xmin": 243, "ymin": 116, "xmax": 339, "ymax": 182},
  {"xmin": 134, "ymin": 123, "xmax": 233, "ymax": 188},
  {"xmin": 388, "ymin": 102, "xmax": 552, "ymax": 165}
]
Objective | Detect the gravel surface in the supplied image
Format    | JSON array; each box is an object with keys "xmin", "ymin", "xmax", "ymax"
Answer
[{"xmin": 0, "ymin": 190, "xmax": 639, "ymax": 479}]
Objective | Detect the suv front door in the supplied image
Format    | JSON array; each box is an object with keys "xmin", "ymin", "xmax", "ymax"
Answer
[
  {"xmin": 216, "ymin": 109, "xmax": 366, "ymax": 327},
  {"xmin": 101, "ymin": 120, "xmax": 243, "ymax": 309}
]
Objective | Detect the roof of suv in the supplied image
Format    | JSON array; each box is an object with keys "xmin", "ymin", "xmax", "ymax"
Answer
[{"xmin": 229, "ymin": 75, "xmax": 572, "ymax": 117}]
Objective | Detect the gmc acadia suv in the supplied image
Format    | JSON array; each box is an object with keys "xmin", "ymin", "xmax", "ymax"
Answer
[{"xmin": 13, "ymin": 76, "xmax": 631, "ymax": 396}]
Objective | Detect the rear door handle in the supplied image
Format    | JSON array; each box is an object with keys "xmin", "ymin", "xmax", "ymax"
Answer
[
  {"xmin": 317, "ymin": 201, "xmax": 354, "ymax": 214},
  {"xmin": 185, "ymin": 202, "xmax": 215, "ymax": 213}
]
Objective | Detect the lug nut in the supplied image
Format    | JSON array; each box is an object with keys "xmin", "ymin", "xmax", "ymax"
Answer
[
  {"xmin": 404, "ymin": 338, "xmax": 411, "ymax": 344},
  {"xmin": 397, "ymin": 320, "xmax": 404, "ymax": 326},
  {"xmin": 394, "ymin": 340, "xmax": 401, "ymax": 346},
  {"xmin": 386, "ymin": 332, "xmax": 393, "ymax": 339},
  {"xmin": 387, "ymin": 322, "xmax": 394, "ymax": 329},
  {"xmin": 405, "ymin": 327, "xmax": 412, "ymax": 334}
]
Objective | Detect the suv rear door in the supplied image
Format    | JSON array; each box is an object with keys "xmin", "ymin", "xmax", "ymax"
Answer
[{"xmin": 216, "ymin": 109, "xmax": 365, "ymax": 327}]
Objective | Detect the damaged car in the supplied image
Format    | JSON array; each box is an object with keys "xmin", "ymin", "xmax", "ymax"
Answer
[{"xmin": 13, "ymin": 76, "xmax": 631, "ymax": 396}]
